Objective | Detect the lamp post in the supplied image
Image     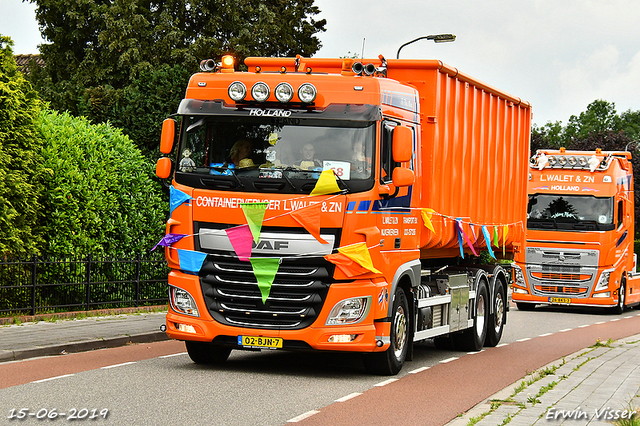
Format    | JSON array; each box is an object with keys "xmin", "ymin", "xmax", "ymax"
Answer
[{"xmin": 396, "ymin": 34, "xmax": 456, "ymax": 59}]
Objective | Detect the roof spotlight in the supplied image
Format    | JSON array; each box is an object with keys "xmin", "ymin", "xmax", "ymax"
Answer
[
  {"xmin": 275, "ymin": 82, "xmax": 294, "ymax": 103},
  {"xmin": 251, "ymin": 82, "xmax": 270, "ymax": 102}
]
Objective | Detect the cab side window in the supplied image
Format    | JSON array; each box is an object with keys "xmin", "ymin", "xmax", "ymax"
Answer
[
  {"xmin": 380, "ymin": 122, "xmax": 398, "ymax": 184},
  {"xmin": 617, "ymin": 200, "xmax": 624, "ymax": 229}
]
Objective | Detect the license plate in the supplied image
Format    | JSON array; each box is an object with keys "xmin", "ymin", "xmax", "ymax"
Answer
[
  {"xmin": 549, "ymin": 297, "xmax": 572, "ymax": 304},
  {"xmin": 238, "ymin": 335, "xmax": 283, "ymax": 349}
]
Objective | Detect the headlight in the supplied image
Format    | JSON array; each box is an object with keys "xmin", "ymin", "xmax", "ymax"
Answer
[
  {"xmin": 228, "ymin": 81, "xmax": 247, "ymax": 101},
  {"xmin": 594, "ymin": 270, "xmax": 612, "ymax": 292},
  {"xmin": 512, "ymin": 264, "xmax": 526, "ymax": 287},
  {"xmin": 298, "ymin": 83, "xmax": 317, "ymax": 103},
  {"xmin": 170, "ymin": 286, "xmax": 199, "ymax": 317},
  {"xmin": 274, "ymin": 82, "xmax": 294, "ymax": 103},
  {"xmin": 326, "ymin": 296, "xmax": 371, "ymax": 325},
  {"xmin": 251, "ymin": 82, "xmax": 270, "ymax": 102}
]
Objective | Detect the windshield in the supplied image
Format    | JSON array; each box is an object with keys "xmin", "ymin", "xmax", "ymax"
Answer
[
  {"xmin": 175, "ymin": 115, "xmax": 375, "ymax": 193},
  {"xmin": 527, "ymin": 194, "xmax": 614, "ymax": 231}
]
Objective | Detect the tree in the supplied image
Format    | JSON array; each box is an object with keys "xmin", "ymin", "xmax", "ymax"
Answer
[
  {"xmin": 28, "ymin": 0, "xmax": 327, "ymax": 156},
  {"xmin": 0, "ymin": 35, "xmax": 45, "ymax": 257},
  {"xmin": 564, "ymin": 100, "xmax": 622, "ymax": 143},
  {"xmin": 36, "ymin": 110, "xmax": 166, "ymax": 256}
]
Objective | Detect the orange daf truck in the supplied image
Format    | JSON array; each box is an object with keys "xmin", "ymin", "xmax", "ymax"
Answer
[
  {"xmin": 512, "ymin": 148, "xmax": 640, "ymax": 313},
  {"xmin": 155, "ymin": 54, "xmax": 531, "ymax": 374}
]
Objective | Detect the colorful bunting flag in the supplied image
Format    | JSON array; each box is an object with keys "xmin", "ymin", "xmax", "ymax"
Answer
[
  {"xmin": 337, "ymin": 243, "xmax": 382, "ymax": 274},
  {"xmin": 455, "ymin": 220, "xmax": 465, "ymax": 259},
  {"xmin": 177, "ymin": 249, "xmax": 207, "ymax": 274},
  {"xmin": 170, "ymin": 186, "xmax": 192, "ymax": 215},
  {"xmin": 225, "ymin": 225, "xmax": 253, "ymax": 261},
  {"xmin": 325, "ymin": 252, "xmax": 370, "ymax": 277},
  {"xmin": 241, "ymin": 202, "xmax": 269, "ymax": 243},
  {"xmin": 421, "ymin": 208, "xmax": 436, "ymax": 233},
  {"xmin": 493, "ymin": 226, "xmax": 499, "ymax": 248},
  {"xmin": 310, "ymin": 169, "xmax": 341, "ymax": 195},
  {"xmin": 151, "ymin": 233, "xmax": 187, "ymax": 251},
  {"xmin": 502, "ymin": 224, "xmax": 509, "ymax": 256},
  {"xmin": 481, "ymin": 226, "xmax": 496, "ymax": 259},
  {"xmin": 456, "ymin": 219, "xmax": 478, "ymax": 257},
  {"xmin": 290, "ymin": 204, "xmax": 328, "ymax": 244},
  {"xmin": 250, "ymin": 258, "xmax": 280, "ymax": 303}
]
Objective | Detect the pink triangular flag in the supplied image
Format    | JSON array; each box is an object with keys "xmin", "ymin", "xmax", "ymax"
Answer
[{"xmin": 225, "ymin": 225, "xmax": 253, "ymax": 261}]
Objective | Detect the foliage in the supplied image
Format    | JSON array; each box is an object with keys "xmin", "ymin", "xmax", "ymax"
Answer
[
  {"xmin": 0, "ymin": 35, "xmax": 45, "ymax": 257},
  {"xmin": 36, "ymin": 110, "xmax": 166, "ymax": 256},
  {"xmin": 27, "ymin": 0, "xmax": 327, "ymax": 156}
]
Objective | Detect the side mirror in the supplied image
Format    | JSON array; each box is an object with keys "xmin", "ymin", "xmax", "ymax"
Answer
[
  {"xmin": 160, "ymin": 118, "xmax": 176, "ymax": 154},
  {"xmin": 392, "ymin": 167, "xmax": 414, "ymax": 187},
  {"xmin": 156, "ymin": 157, "xmax": 172, "ymax": 179},
  {"xmin": 392, "ymin": 126, "xmax": 412, "ymax": 162}
]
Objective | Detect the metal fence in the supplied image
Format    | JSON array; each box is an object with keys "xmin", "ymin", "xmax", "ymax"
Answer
[{"xmin": 0, "ymin": 253, "xmax": 169, "ymax": 316}]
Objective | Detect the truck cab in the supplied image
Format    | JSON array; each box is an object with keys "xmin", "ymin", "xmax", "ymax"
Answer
[{"xmin": 513, "ymin": 148, "xmax": 640, "ymax": 312}]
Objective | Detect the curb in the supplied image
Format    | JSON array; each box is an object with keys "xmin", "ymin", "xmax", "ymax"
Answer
[{"xmin": 0, "ymin": 331, "xmax": 170, "ymax": 363}]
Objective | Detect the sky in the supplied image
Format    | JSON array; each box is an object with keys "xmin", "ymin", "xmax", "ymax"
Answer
[{"xmin": 2, "ymin": 0, "xmax": 640, "ymax": 127}]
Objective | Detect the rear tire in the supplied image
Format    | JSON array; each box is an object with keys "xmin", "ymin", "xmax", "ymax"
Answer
[
  {"xmin": 485, "ymin": 278, "xmax": 506, "ymax": 347},
  {"xmin": 364, "ymin": 288, "xmax": 410, "ymax": 375},
  {"xmin": 452, "ymin": 279, "xmax": 488, "ymax": 352},
  {"xmin": 185, "ymin": 341, "xmax": 232, "ymax": 365}
]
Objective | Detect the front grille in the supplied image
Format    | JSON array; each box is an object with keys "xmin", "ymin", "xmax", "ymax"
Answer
[
  {"xmin": 200, "ymin": 257, "xmax": 332, "ymax": 330},
  {"xmin": 532, "ymin": 272, "xmax": 592, "ymax": 281},
  {"xmin": 534, "ymin": 285, "xmax": 588, "ymax": 295}
]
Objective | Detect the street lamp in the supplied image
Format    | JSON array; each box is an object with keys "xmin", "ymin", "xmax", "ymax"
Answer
[{"xmin": 396, "ymin": 34, "xmax": 456, "ymax": 59}]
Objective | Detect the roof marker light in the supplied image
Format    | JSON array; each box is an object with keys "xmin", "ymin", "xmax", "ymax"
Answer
[{"xmin": 221, "ymin": 55, "xmax": 234, "ymax": 69}]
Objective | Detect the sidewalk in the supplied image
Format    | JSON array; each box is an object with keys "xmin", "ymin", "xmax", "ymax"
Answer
[
  {"xmin": 447, "ymin": 333, "xmax": 640, "ymax": 426},
  {"xmin": 0, "ymin": 311, "xmax": 169, "ymax": 362}
]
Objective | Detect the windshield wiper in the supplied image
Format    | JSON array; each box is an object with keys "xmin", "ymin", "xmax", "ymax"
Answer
[{"xmin": 209, "ymin": 166, "xmax": 244, "ymax": 188}]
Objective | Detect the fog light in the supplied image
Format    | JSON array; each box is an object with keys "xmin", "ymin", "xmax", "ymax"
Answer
[
  {"xmin": 170, "ymin": 286, "xmax": 200, "ymax": 317},
  {"xmin": 175, "ymin": 323, "xmax": 197, "ymax": 334},
  {"xmin": 592, "ymin": 292, "xmax": 611, "ymax": 298},
  {"xmin": 326, "ymin": 296, "xmax": 371, "ymax": 325},
  {"xmin": 512, "ymin": 287, "xmax": 528, "ymax": 294},
  {"xmin": 328, "ymin": 334, "xmax": 357, "ymax": 343}
]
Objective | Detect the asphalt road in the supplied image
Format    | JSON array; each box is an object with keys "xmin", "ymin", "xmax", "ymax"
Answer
[{"xmin": 0, "ymin": 304, "xmax": 636, "ymax": 426}]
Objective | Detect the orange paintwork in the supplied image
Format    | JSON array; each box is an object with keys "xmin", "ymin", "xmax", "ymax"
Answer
[
  {"xmin": 162, "ymin": 55, "xmax": 531, "ymax": 352},
  {"xmin": 513, "ymin": 150, "xmax": 640, "ymax": 308}
]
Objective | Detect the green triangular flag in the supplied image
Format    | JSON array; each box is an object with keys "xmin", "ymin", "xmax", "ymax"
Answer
[
  {"xmin": 241, "ymin": 202, "xmax": 269, "ymax": 243},
  {"xmin": 493, "ymin": 226, "xmax": 499, "ymax": 248},
  {"xmin": 250, "ymin": 258, "xmax": 280, "ymax": 303}
]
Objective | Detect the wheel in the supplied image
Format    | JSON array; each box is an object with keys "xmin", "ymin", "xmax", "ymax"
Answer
[
  {"xmin": 485, "ymin": 278, "xmax": 506, "ymax": 347},
  {"xmin": 612, "ymin": 278, "xmax": 626, "ymax": 314},
  {"xmin": 363, "ymin": 288, "xmax": 410, "ymax": 375},
  {"xmin": 516, "ymin": 302, "xmax": 536, "ymax": 311},
  {"xmin": 452, "ymin": 279, "xmax": 488, "ymax": 352},
  {"xmin": 185, "ymin": 341, "xmax": 232, "ymax": 365}
]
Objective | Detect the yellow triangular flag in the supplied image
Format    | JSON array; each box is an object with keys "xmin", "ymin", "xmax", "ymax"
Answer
[
  {"xmin": 337, "ymin": 243, "xmax": 382, "ymax": 274},
  {"xmin": 421, "ymin": 208, "xmax": 436, "ymax": 233},
  {"xmin": 502, "ymin": 224, "xmax": 508, "ymax": 256},
  {"xmin": 241, "ymin": 202, "xmax": 269, "ymax": 243},
  {"xmin": 310, "ymin": 169, "xmax": 341, "ymax": 196}
]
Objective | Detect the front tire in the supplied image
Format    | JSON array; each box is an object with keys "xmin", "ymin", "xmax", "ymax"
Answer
[
  {"xmin": 485, "ymin": 278, "xmax": 506, "ymax": 347},
  {"xmin": 364, "ymin": 288, "xmax": 410, "ymax": 375},
  {"xmin": 612, "ymin": 279, "xmax": 626, "ymax": 314},
  {"xmin": 185, "ymin": 341, "xmax": 232, "ymax": 365}
]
